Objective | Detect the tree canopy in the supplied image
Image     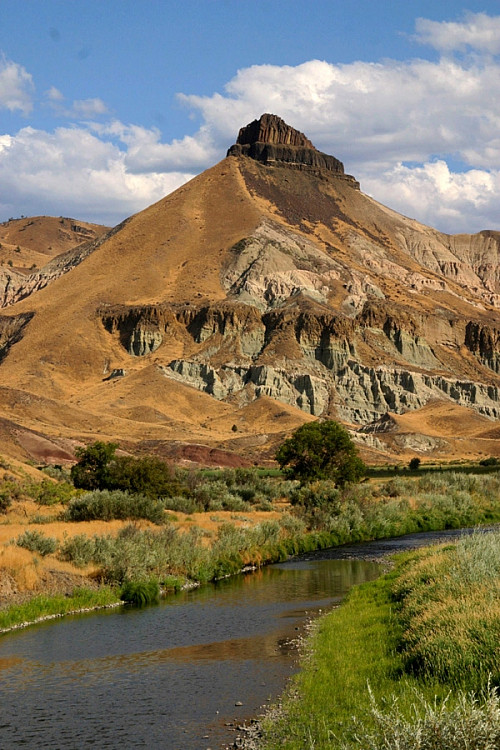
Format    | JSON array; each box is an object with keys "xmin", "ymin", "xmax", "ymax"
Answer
[
  {"xmin": 70, "ymin": 441, "xmax": 179, "ymax": 498},
  {"xmin": 70, "ymin": 441, "xmax": 118, "ymax": 491},
  {"xmin": 275, "ymin": 420, "xmax": 365, "ymax": 486}
]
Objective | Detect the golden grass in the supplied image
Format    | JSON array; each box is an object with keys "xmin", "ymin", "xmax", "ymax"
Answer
[{"xmin": 0, "ymin": 545, "xmax": 40, "ymax": 591}]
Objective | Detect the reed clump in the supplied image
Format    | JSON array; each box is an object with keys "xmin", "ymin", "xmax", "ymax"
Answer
[{"xmin": 391, "ymin": 530, "xmax": 500, "ymax": 691}]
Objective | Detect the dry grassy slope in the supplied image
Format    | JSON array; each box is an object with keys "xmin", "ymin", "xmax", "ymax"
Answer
[
  {"xmin": 0, "ymin": 159, "xmax": 312, "ymax": 463},
  {"xmin": 0, "ymin": 216, "xmax": 108, "ymax": 273},
  {"xmin": 0, "ymin": 159, "xmax": 261, "ymax": 389}
]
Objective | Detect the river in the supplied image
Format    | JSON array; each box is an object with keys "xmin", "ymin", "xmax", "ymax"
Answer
[{"xmin": 0, "ymin": 527, "xmax": 483, "ymax": 750}]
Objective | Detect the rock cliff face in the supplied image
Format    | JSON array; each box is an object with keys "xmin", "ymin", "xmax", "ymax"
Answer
[{"xmin": 227, "ymin": 113, "xmax": 357, "ymax": 183}]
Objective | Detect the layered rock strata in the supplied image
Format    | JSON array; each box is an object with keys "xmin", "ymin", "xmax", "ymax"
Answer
[{"xmin": 227, "ymin": 113, "xmax": 358, "ymax": 185}]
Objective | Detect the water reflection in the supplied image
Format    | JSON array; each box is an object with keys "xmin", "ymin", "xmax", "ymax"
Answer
[{"xmin": 0, "ymin": 558, "xmax": 380, "ymax": 749}]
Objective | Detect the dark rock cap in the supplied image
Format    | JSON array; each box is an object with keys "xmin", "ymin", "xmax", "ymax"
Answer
[{"xmin": 227, "ymin": 113, "xmax": 354, "ymax": 180}]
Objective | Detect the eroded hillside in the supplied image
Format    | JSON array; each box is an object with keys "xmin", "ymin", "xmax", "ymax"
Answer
[{"xmin": 0, "ymin": 114, "xmax": 499, "ymax": 465}]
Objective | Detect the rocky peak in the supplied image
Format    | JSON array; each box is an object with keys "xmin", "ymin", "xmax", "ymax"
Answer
[
  {"xmin": 235, "ymin": 113, "xmax": 315, "ymax": 149},
  {"xmin": 227, "ymin": 113, "xmax": 353, "ymax": 179}
]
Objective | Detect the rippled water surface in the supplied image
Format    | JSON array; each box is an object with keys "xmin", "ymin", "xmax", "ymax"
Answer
[{"xmin": 0, "ymin": 558, "xmax": 380, "ymax": 749}]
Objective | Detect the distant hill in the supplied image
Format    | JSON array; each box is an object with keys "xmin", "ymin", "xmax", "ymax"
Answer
[{"xmin": 1, "ymin": 114, "xmax": 500, "ymax": 467}]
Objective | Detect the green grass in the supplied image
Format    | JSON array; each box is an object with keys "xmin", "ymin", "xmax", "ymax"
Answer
[
  {"xmin": 261, "ymin": 531, "xmax": 500, "ymax": 749},
  {"xmin": 0, "ymin": 586, "xmax": 119, "ymax": 633},
  {"xmin": 391, "ymin": 531, "xmax": 500, "ymax": 690},
  {"xmin": 260, "ymin": 573, "xmax": 442, "ymax": 749}
]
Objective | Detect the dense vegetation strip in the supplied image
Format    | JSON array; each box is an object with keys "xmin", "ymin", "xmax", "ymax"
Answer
[
  {"xmin": 4, "ymin": 459, "xmax": 500, "ymax": 630},
  {"xmin": 0, "ymin": 587, "xmax": 119, "ymax": 632},
  {"xmin": 260, "ymin": 530, "xmax": 500, "ymax": 750}
]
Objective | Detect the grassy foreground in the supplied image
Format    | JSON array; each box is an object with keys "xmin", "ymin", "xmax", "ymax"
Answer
[{"xmin": 260, "ymin": 530, "xmax": 500, "ymax": 750}]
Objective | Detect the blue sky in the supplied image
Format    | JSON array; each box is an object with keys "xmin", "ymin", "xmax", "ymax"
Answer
[{"xmin": 1, "ymin": 1, "xmax": 500, "ymax": 232}]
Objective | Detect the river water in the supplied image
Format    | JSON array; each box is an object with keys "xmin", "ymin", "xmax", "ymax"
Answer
[{"xmin": 0, "ymin": 557, "xmax": 381, "ymax": 749}]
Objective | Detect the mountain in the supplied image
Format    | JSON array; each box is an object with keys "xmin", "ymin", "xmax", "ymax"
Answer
[
  {"xmin": 1, "ymin": 113, "xmax": 500, "ymax": 467},
  {"xmin": 0, "ymin": 216, "xmax": 109, "ymax": 306}
]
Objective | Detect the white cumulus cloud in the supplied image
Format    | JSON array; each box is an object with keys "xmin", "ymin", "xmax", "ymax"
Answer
[
  {"xmin": 0, "ymin": 56, "xmax": 34, "ymax": 115},
  {"xmin": 0, "ymin": 126, "xmax": 193, "ymax": 225},
  {"xmin": 414, "ymin": 12, "xmax": 500, "ymax": 55}
]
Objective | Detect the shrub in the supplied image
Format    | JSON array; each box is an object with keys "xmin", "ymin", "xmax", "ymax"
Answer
[
  {"xmin": 16, "ymin": 530, "xmax": 58, "ymax": 556},
  {"xmin": 28, "ymin": 479, "xmax": 74, "ymax": 506},
  {"xmin": 64, "ymin": 489, "xmax": 165, "ymax": 524},
  {"xmin": 480, "ymin": 456, "xmax": 499, "ymax": 467},
  {"xmin": 71, "ymin": 441, "xmax": 118, "ymax": 490},
  {"xmin": 0, "ymin": 489, "xmax": 11, "ymax": 513},
  {"xmin": 289, "ymin": 480, "xmax": 341, "ymax": 508},
  {"xmin": 341, "ymin": 687, "xmax": 500, "ymax": 750},
  {"xmin": 59, "ymin": 534, "xmax": 97, "ymax": 567},
  {"xmin": 120, "ymin": 579, "xmax": 160, "ymax": 606},
  {"xmin": 162, "ymin": 495, "xmax": 201, "ymax": 514},
  {"xmin": 108, "ymin": 455, "xmax": 181, "ymax": 498},
  {"xmin": 71, "ymin": 441, "xmax": 185, "ymax": 498}
]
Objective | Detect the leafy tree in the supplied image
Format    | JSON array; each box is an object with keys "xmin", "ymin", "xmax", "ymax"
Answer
[
  {"xmin": 479, "ymin": 456, "xmax": 499, "ymax": 467},
  {"xmin": 275, "ymin": 420, "xmax": 365, "ymax": 486},
  {"xmin": 70, "ymin": 441, "xmax": 118, "ymax": 490},
  {"xmin": 107, "ymin": 455, "xmax": 180, "ymax": 499},
  {"xmin": 71, "ymin": 441, "xmax": 180, "ymax": 498},
  {"xmin": 409, "ymin": 457, "xmax": 421, "ymax": 471}
]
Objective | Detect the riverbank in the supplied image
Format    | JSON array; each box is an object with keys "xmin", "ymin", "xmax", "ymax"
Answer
[
  {"xmin": 255, "ymin": 527, "xmax": 500, "ymax": 749},
  {"xmin": 3, "ymin": 470, "xmax": 500, "ymax": 634}
]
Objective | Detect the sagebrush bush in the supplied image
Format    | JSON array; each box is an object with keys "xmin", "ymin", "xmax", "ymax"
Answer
[
  {"xmin": 16, "ymin": 530, "xmax": 58, "ymax": 556},
  {"xmin": 289, "ymin": 480, "xmax": 341, "ymax": 508},
  {"xmin": 342, "ymin": 687, "xmax": 500, "ymax": 750},
  {"xmin": 64, "ymin": 489, "xmax": 165, "ymax": 524},
  {"xmin": 59, "ymin": 533, "xmax": 97, "ymax": 567},
  {"xmin": 0, "ymin": 480, "xmax": 22, "ymax": 512},
  {"xmin": 162, "ymin": 495, "xmax": 201, "ymax": 514},
  {"xmin": 26, "ymin": 479, "xmax": 74, "ymax": 506}
]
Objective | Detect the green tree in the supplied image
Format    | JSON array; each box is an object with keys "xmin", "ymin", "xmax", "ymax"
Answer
[
  {"xmin": 409, "ymin": 457, "xmax": 421, "ymax": 471},
  {"xmin": 70, "ymin": 441, "xmax": 118, "ymax": 490},
  {"xmin": 108, "ymin": 455, "xmax": 179, "ymax": 498},
  {"xmin": 275, "ymin": 420, "xmax": 365, "ymax": 486}
]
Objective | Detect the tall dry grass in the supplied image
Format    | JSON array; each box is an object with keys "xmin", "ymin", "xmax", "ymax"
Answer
[{"xmin": 0, "ymin": 545, "xmax": 41, "ymax": 591}]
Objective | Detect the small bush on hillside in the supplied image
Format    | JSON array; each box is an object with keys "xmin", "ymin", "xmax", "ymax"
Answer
[
  {"xmin": 41, "ymin": 465, "xmax": 72, "ymax": 481},
  {"xmin": 59, "ymin": 534, "xmax": 96, "ymax": 567},
  {"xmin": 0, "ymin": 490, "xmax": 11, "ymax": 513},
  {"xmin": 16, "ymin": 529, "xmax": 58, "ymax": 556},
  {"xmin": 64, "ymin": 489, "xmax": 165, "ymax": 524},
  {"xmin": 480, "ymin": 456, "xmax": 500, "ymax": 467},
  {"xmin": 28, "ymin": 479, "xmax": 74, "ymax": 506},
  {"xmin": 0, "ymin": 480, "xmax": 22, "ymax": 511}
]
